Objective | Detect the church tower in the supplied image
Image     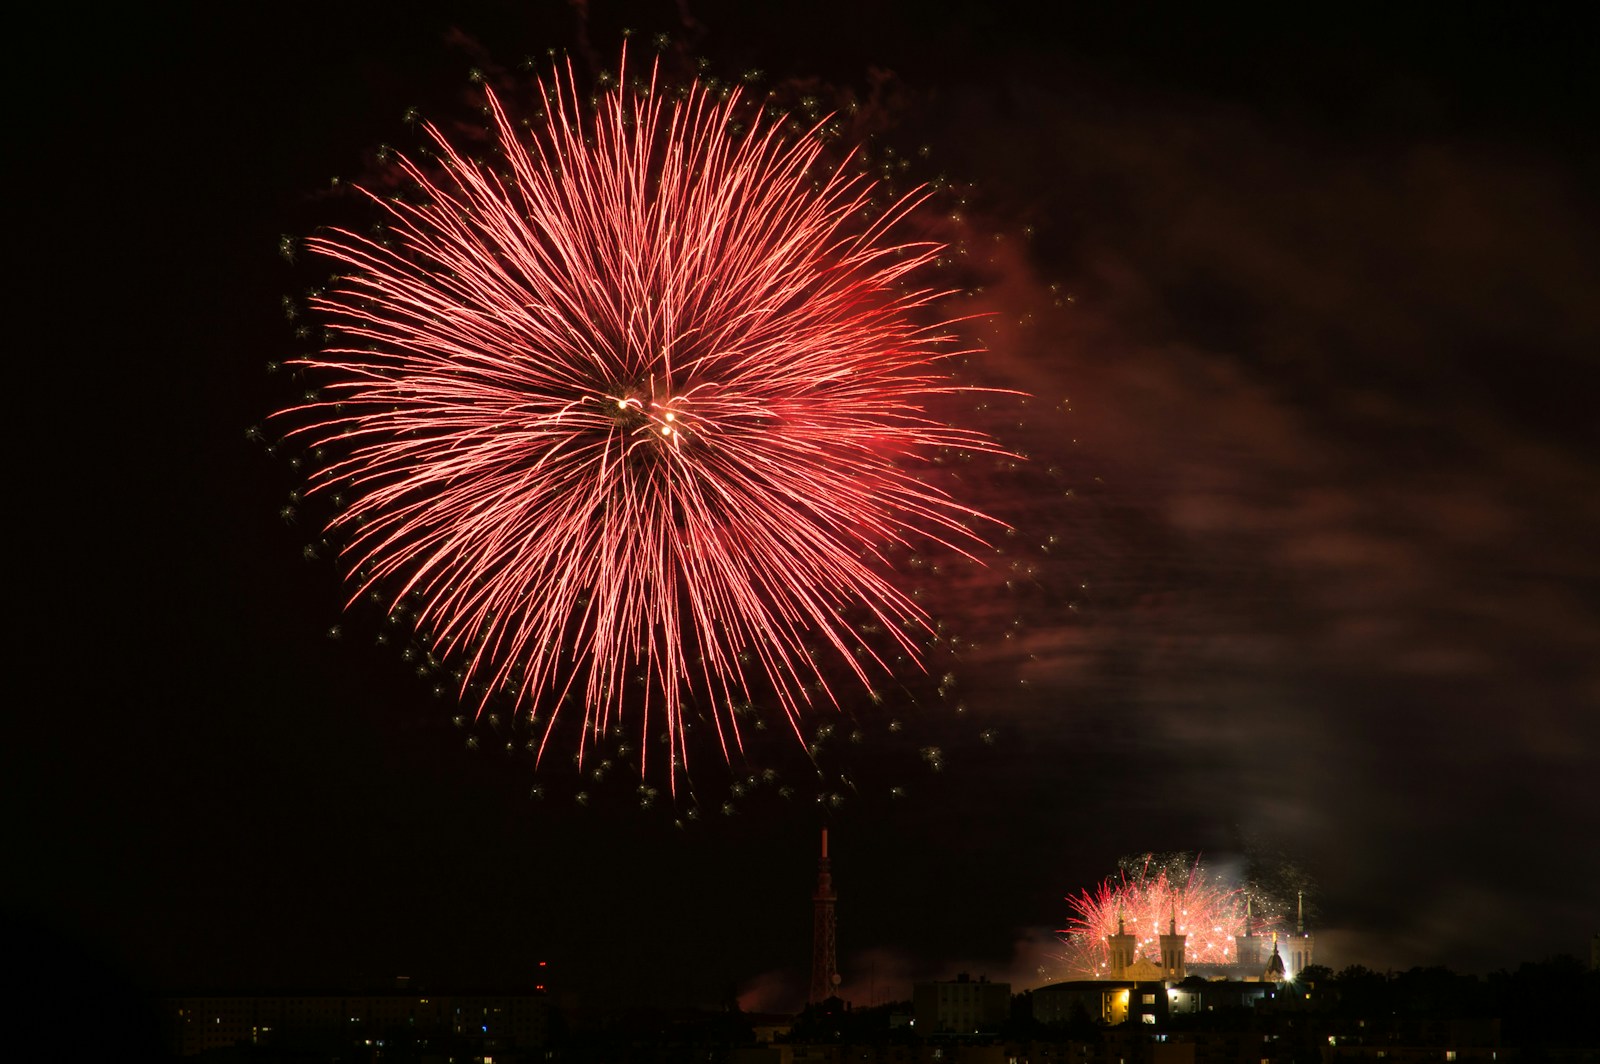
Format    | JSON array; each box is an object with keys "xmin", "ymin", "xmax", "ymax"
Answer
[
  {"xmin": 1235, "ymin": 895, "xmax": 1263, "ymax": 969},
  {"xmin": 1106, "ymin": 912, "xmax": 1137, "ymax": 978},
  {"xmin": 1158, "ymin": 904, "xmax": 1187, "ymax": 980},
  {"xmin": 1288, "ymin": 891, "xmax": 1315, "ymax": 976}
]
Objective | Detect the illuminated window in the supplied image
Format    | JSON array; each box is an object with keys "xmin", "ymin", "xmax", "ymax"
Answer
[
  {"xmin": 1141, "ymin": 994, "xmax": 1156, "ymax": 1005},
  {"xmin": 1142, "ymin": 1014, "xmax": 1156, "ymax": 1025}
]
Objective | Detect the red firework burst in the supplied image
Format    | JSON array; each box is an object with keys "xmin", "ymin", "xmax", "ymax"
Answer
[
  {"xmin": 279, "ymin": 51, "xmax": 1003, "ymax": 785},
  {"xmin": 1060, "ymin": 855, "xmax": 1281, "ymax": 976}
]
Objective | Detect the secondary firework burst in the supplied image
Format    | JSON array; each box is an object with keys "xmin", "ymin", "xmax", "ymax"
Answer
[
  {"xmin": 1059, "ymin": 854, "xmax": 1282, "ymax": 976},
  {"xmin": 275, "ymin": 49, "xmax": 1006, "ymax": 789}
]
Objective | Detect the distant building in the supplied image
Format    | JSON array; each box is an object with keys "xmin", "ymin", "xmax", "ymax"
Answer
[
  {"xmin": 747, "ymin": 1014, "xmax": 795, "ymax": 1044},
  {"xmin": 912, "ymin": 973, "xmax": 1010, "ymax": 1034},
  {"xmin": 1032, "ymin": 980, "xmax": 1144, "ymax": 1026}
]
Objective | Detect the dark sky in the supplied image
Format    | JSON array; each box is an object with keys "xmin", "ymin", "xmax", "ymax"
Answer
[{"xmin": 12, "ymin": 0, "xmax": 1597, "ymax": 1015}]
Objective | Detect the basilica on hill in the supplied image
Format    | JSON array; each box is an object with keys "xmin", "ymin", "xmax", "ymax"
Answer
[
  {"xmin": 1032, "ymin": 895, "xmax": 1317, "ymax": 1028},
  {"xmin": 1113, "ymin": 893, "xmax": 1316, "ymax": 983}
]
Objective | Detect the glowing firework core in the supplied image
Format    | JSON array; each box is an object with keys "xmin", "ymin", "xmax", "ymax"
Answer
[{"xmin": 282, "ymin": 50, "xmax": 1001, "ymax": 784}]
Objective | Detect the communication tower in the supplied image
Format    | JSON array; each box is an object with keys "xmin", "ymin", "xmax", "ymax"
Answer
[{"xmin": 809, "ymin": 829, "xmax": 840, "ymax": 1001}]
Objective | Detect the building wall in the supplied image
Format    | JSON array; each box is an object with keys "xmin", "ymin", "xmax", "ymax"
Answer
[
  {"xmin": 1032, "ymin": 981, "xmax": 1134, "ymax": 1027},
  {"xmin": 912, "ymin": 976, "xmax": 1011, "ymax": 1033}
]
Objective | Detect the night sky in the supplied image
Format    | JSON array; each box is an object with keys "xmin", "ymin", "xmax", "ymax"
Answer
[{"xmin": 13, "ymin": 0, "xmax": 1597, "ymax": 1017}]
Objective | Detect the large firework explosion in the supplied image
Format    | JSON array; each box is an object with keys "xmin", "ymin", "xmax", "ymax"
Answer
[
  {"xmin": 274, "ymin": 49, "xmax": 1005, "ymax": 791},
  {"xmin": 1059, "ymin": 853, "xmax": 1286, "ymax": 976}
]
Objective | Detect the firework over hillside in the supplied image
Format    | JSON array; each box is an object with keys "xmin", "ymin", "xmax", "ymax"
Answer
[
  {"xmin": 275, "ymin": 49, "xmax": 1005, "ymax": 789},
  {"xmin": 1060, "ymin": 854, "xmax": 1286, "ymax": 976}
]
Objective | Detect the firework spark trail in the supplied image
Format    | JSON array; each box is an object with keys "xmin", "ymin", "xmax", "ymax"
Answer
[
  {"xmin": 280, "ymin": 51, "xmax": 1006, "ymax": 786},
  {"xmin": 1060, "ymin": 855, "xmax": 1282, "ymax": 975}
]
